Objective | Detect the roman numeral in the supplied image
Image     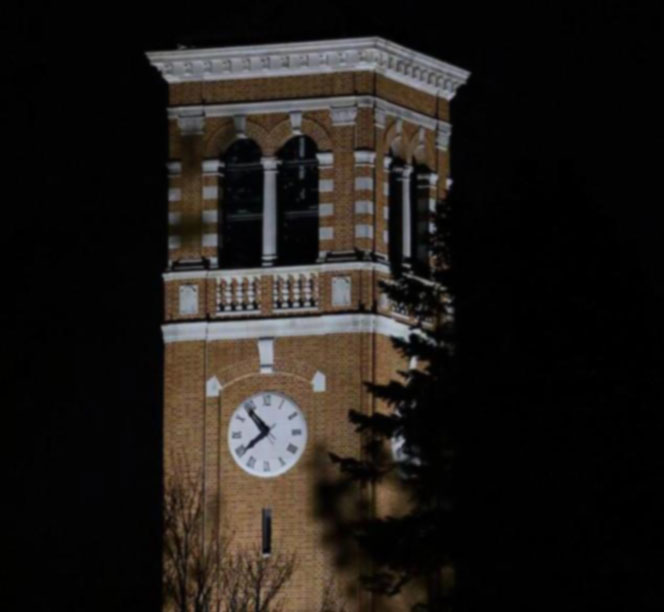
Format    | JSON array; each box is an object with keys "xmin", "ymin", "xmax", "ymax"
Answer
[
  {"xmin": 247, "ymin": 456, "xmax": 256, "ymax": 469},
  {"xmin": 232, "ymin": 431, "xmax": 242, "ymax": 439},
  {"xmin": 292, "ymin": 429, "xmax": 302, "ymax": 436},
  {"xmin": 288, "ymin": 412, "xmax": 298, "ymax": 420},
  {"xmin": 287, "ymin": 443, "xmax": 298, "ymax": 454},
  {"xmin": 263, "ymin": 394, "xmax": 271, "ymax": 406},
  {"xmin": 236, "ymin": 415, "xmax": 246, "ymax": 423},
  {"xmin": 263, "ymin": 461, "xmax": 270, "ymax": 472},
  {"xmin": 235, "ymin": 445, "xmax": 246, "ymax": 457},
  {"xmin": 278, "ymin": 457, "xmax": 286, "ymax": 466}
]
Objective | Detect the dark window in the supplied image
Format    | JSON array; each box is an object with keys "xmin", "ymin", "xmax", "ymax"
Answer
[
  {"xmin": 220, "ymin": 139, "xmax": 263, "ymax": 268},
  {"xmin": 261, "ymin": 508, "xmax": 272, "ymax": 556},
  {"xmin": 411, "ymin": 164, "xmax": 432, "ymax": 276},
  {"xmin": 276, "ymin": 136, "xmax": 319, "ymax": 265},
  {"xmin": 388, "ymin": 158, "xmax": 405, "ymax": 275}
]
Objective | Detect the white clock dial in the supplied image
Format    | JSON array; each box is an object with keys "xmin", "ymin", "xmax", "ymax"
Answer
[{"xmin": 228, "ymin": 392, "xmax": 307, "ymax": 478}]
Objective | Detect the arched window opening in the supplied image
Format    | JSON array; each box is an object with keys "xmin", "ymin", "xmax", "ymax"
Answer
[
  {"xmin": 220, "ymin": 139, "xmax": 263, "ymax": 269},
  {"xmin": 276, "ymin": 136, "xmax": 319, "ymax": 266},
  {"xmin": 411, "ymin": 164, "xmax": 432, "ymax": 276},
  {"xmin": 388, "ymin": 157, "xmax": 405, "ymax": 275}
]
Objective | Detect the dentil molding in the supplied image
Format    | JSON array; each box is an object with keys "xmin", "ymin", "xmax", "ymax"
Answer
[{"xmin": 147, "ymin": 37, "xmax": 470, "ymax": 100}]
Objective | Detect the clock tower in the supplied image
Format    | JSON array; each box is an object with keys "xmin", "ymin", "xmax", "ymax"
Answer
[{"xmin": 147, "ymin": 38, "xmax": 468, "ymax": 611}]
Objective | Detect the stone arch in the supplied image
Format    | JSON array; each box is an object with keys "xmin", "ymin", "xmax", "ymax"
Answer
[
  {"xmin": 215, "ymin": 359, "xmax": 320, "ymax": 390},
  {"xmin": 205, "ymin": 119, "xmax": 270, "ymax": 158},
  {"xmin": 408, "ymin": 129, "xmax": 436, "ymax": 169},
  {"xmin": 268, "ymin": 116, "xmax": 333, "ymax": 155},
  {"xmin": 383, "ymin": 118, "xmax": 407, "ymax": 160}
]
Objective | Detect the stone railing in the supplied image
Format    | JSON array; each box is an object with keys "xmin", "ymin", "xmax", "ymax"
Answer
[
  {"xmin": 214, "ymin": 269, "xmax": 319, "ymax": 316},
  {"xmin": 216, "ymin": 274, "xmax": 262, "ymax": 315}
]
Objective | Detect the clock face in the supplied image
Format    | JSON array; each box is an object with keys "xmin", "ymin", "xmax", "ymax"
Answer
[{"xmin": 228, "ymin": 392, "xmax": 307, "ymax": 478}]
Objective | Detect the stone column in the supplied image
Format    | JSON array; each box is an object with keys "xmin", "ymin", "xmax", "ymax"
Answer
[
  {"xmin": 261, "ymin": 157, "xmax": 279, "ymax": 266},
  {"xmin": 399, "ymin": 164, "xmax": 413, "ymax": 265}
]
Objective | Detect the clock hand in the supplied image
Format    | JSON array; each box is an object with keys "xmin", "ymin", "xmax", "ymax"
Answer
[
  {"xmin": 245, "ymin": 405, "xmax": 270, "ymax": 434},
  {"xmin": 244, "ymin": 428, "xmax": 269, "ymax": 451}
]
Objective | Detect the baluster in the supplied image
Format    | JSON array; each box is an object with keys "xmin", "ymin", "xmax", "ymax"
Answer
[
  {"xmin": 303, "ymin": 274, "xmax": 312, "ymax": 307},
  {"xmin": 255, "ymin": 276, "xmax": 261, "ymax": 311},
  {"xmin": 223, "ymin": 279, "xmax": 233, "ymax": 311},
  {"xmin": 292, "ymin": 275, "xmax": 301, "ymax": 308},
  {"xmin": 246, "ymin": 276, "xmax": 255, "ymax": 310},
  {"xmin": 281, "ymin": 275, "xmax": 290, "ymax": 309},
  {"xmin": 235, "ymin": 277, "xmax": 244, "ymax": 310},
  {"xmin": 273, "ymin": 275, "xmax": 280, "ymax": 309},
  {"xmin": 312, "ymin": 274, "xmax": 319, "ymax": 307}
]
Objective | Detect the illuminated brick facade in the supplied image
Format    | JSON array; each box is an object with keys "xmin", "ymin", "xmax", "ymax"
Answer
[{"xmin": 148, "ymin": 37, "xmax": 468, "ymax": 611}]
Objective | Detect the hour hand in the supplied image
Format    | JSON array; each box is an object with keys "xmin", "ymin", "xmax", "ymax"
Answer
[{"xmin": 244, "ymin": 429, "xmax": 268, "ymax": 451}]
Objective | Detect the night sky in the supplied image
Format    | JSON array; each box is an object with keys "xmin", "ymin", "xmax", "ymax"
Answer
[{"xmin": 4, "ymin": 2, "xmax": 664, "ymax": 610}]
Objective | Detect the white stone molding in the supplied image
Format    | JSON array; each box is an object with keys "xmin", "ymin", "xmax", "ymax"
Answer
[
  {"xmin": 383, "ymin": 181, "xmax": 390, "ymax": 196},
  {"xmin": 383, "ymin": 230, "xmax": 389, "ymax": 244},
  {"xmin": 395, "ymin": 118, "xmax": 403, "ymax": 135},
  {"xmin": 257, "ymin": 337, "xmax": 275, "ymax": 374},
  {"xmin": 147, "ymin": 37, "xmax": 470, "ymax": 99},
  {"xmin": 202, "ymin": 209, "xmax": 218, "ymax": 224},
  {"xmin": 446, "ymin": 177, "xmax": 453, "ymax": 190},
  {"xmin": 206, "ymin": 375, "xmax": 222, "ymax": 398},
  {"xmin": 177, "ymin": 109, "xmax": 205, "ymax": 135},
  {"xmin": 162, "ymin": 313, "xmax": 411, "ymax": 343},
  {"xmin": 318, "ymin": 179, "xmax": 334, "ymax": 193},
  {"xmin": 383, "ymin": 155, "xmax": 393, "ymax": 169},
  {"xmin": 168, "ymin": 235, "xmax": 182, "ymax": 250},
  {"xmin": 168, "ymin": 212, "xmax": 181, "ymax": 226},
  {"xmin": 331, "ymin": 105, "xmax": 358, "ymax": 126},
  {"xmin": 168, "ymin": 187, "xmax": 182, "ymax": 202},
  {"xmin": 179, "ymin": 284, "xmax": 199, "ymax": 315},
  {"xmin": 319, "ymin": 204, "xmax": 334, "ymax": 217},
  {"xmin": 311, "ymin": 371, "xmax": 326, "ymax": 393},
  {"xmin": 355, "ymin": 224, "xmax": 374, "ymax": 239},
  {"xmin": 354, "ymin": 150, "xmax": 376, "ymax": 166},
  {"xmin": 289, "ymin": 110, "xmax": 302, "ymax": 135},
  {"xmin": 354, "ymin": 201, "xmax": 373, "ymax": 215},
  {"xmin": 319, "ymin": 227, "xmax": 334, "ymax": 240},
  {"xmin": 354, "ymin": 176, "xmax": 373, "ymax": 190},
  {"xmin": 202, "ymin": 159, "xmax": 223, "ymax": 174},
  {"xmin": 383, "ymin": 206, "xmax": 389, "ymax": 220},
  {"xmin": 202, "ymin": 185, "xmax": 218, "ymax": 199},
  {"xmin": 261, "ymin": 157, "xmax": 279, "ymax": 266},
  {"xmin": 331, "ymin": 276, "xmax": 352, "ymax": 307},
  {"xmin": 202, "ymin": 233, "xmax": 218, "ymax": 247},
  {"xmin": 233, "ymin": 115, "xmax": 247, "ymax": 138},
  {"xmin": 163, "ymin": 260, "xmax": 393, "ymax": 283},
  {"xmin": 374, "ymin": 107, "xmax": 387, "ymax": 129},
  {"xmin": 167, "ymin": 161, "xmax": 182, "ymax": 175},
  {"xmin": 436, "ymin": 121, "xmax": 452, "ymax": 151},
  {"xmin": 169, "ymin": 96, "xmax": 441, "ymax": 133},
  {"xmin": 316, "ymin": 152, "xmax": 334, "ymax": 166}
]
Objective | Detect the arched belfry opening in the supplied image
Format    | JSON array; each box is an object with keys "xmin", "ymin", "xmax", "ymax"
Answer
[
  {"xmin": 411, "ymin": 163, "xmax": 433, "ymax": 276},
  {"xmin": 387, "ymin": 155, "xmax": 405, "ymax": 275},
  {"xmin": 220, "ymin": 139, "xmax": 263, "ymax": 269},
  {"xmin": 276, "ymin": 135, "xmax": 319, "ymax": 266}
]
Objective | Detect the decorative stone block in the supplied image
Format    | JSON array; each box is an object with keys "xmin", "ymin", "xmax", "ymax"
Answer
[
  {"xmin": 331, "ymin": 276, "xmax": 351, "ymax": 307},
  {"xmin": 179, "ymin": 284, "xmax": 199, "ymax": 315}
]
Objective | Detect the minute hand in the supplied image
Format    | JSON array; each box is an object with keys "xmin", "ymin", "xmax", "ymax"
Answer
[{"xmin": 246, "ymin": 407, "xmax": 270, "ymax": 433}]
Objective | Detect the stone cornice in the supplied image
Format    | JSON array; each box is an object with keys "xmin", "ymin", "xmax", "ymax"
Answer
[
  {"xmin": 167, "ymin": 95, "xmax": 442, "ymax": 131},
  {"xmin": 146, "ymin": 37, "xmax": 470, "ymax": 100}
]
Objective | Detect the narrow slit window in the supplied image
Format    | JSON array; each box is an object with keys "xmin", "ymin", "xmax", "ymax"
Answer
[{"xmin": 262, "ymin": 508, "xmax": 272, "ymax": 556}]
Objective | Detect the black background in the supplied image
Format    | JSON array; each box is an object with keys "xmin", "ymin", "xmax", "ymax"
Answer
[{"xmin": 3, "ymin": 2, "xmax": 663, "ymax": 610}]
